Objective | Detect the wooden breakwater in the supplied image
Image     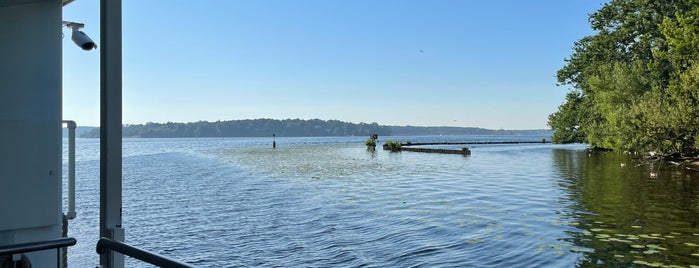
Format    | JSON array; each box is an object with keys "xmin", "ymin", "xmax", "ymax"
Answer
[
  {"xmin": 398, "ymin": 147, "xmax": 471, "ymax": 155},
  {"xmin": 401, "ymin": 141, "xmax": 549, "ymax": 146},
  {"xmin": 382, "ymin": 141, "xmax": 549, "ymax": 156}
]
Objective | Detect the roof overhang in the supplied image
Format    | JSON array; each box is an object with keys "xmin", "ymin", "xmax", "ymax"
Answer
[{"xmin": 0, "ymin": 0, "xmax": 74, "ymax": 7}]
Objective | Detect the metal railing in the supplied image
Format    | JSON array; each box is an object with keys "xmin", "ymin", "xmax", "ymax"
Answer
[
  {"xmin": 96, "ymin": 237, "xmax": 194, "ymax": 268},
  {"xmin": 0, "ymin": 237, "xmax": 76, "ymax": 256},
  {"xmin": 62, "ymin": 120, "xmax": 77, "ymax": 220}
]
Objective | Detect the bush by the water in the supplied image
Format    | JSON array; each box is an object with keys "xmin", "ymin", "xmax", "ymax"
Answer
[
  {"xmin": 383, "ymin": 140, "xmax": 402, "ymax": 151},
  {"xmin": 365, "ymin": 138, "xmax": 376, "ymax": 147}
]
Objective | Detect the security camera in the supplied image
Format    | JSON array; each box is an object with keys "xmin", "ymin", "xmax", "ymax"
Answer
[
  {"xmin": 62, "ymin": 21, "xmax": 97, "ymax": 51},
  {"xmin": 71, "ymin": 29, "xmax": 97, "ymax": 50}
]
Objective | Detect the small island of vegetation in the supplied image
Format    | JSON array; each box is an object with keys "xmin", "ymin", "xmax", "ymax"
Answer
[{"xmin": 549, "ymin": 0, "xmax": 699, "ymax": 159}]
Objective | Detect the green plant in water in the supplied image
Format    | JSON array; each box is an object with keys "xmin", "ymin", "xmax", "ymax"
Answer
[
  {"xmin": 383, "ymin": 140, "xmax": 402, "ymax": 151},
  {"xmin": 365, "ymin": 138, "xmax": 376, "ymax": 147}
]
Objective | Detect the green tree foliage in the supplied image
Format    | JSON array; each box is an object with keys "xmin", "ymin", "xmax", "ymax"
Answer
[
  {"xmin": 549, "ymin": 0, "xmax": 699, "ymax": 156},
  {"xmin": 548, "ymin": 91, "xmax": 588, "ymax": 144}
]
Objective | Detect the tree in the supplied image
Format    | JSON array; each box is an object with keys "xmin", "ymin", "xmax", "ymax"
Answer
[
  {"xmin": 549, "ymin": 0, "xmax": 699, "ymax": 156},
  {"xmin": 548, "ymin": 91, "xmax": 587, "ymax": 143}
]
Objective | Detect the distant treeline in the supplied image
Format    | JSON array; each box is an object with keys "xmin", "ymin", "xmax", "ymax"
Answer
[
  {"xmin": 79, "ymin": 118, "xmax": 551, "ymax": 138},
  {"xmin": 80, "ymin": 119, "xmax": 391, "ymax": 138},
  {"xmin": 62, "ymin": 126, "xmax": 98, "ymax": 138}
]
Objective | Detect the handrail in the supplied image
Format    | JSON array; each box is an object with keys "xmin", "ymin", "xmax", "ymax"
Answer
[
  {"xmin": 96, "ymin": 237, "xmax": 194, "ymax": 268},
  {"xmin": 0, "ymin": 237, "xmax": 76, "ymax": 256},
  {"xmin": 62, "ymin": 120, "xmax": 77, "ymax": 219}
]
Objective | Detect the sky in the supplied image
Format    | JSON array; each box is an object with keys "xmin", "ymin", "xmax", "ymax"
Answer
[{"xmin": 62, "ymin": 0, "xmax": 608, "ymax": 130}]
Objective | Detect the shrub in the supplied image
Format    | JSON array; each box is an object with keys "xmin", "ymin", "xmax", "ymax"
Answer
[
  {"xmin": 461, "ymin": 147, "xmax": 471, "ymax": 155},
  {"xmin": 365, "ymin": 138, "xmax": 376, "ymax": 147},
  {"xmin": 383, "ymin": 140, "xmax": 402, "ymax": 151}
]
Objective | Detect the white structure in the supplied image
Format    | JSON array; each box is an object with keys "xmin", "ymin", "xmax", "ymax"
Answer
[
  {"xmin": 1, "ymin": 0, "xmax": 191, "ymax": 266},
  {"xmin": 0, "ymin": 0, "xmax": 124, "ymax": 267},
  {"xmin": 0, "ymin": 0, "xmax": 65, "ymax": 266}
]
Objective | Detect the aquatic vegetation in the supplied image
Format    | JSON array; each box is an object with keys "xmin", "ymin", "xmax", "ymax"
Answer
[
  {"xmin": 581, "ymin": 222, "xmax": 699, "ymax": 267},
  {"xmin": 461, "ymin": 147, "xmax": 471, "ymax": 154},
  {"xmin": 595, "ymin": 234, "xmax": 611, "ymax": 239},
  {"xmin": 365, "ymin": 138, "xmax": 376, "ymax": 147},
  {"xmin": 642, "ymin": 249, "xmax": 659, "ymax": 255},
  {"xmin": 383, "ymin": 140, "xmax": 402, "ymax": 151},
  {"xmin": 212, "ymin": 140, "xmax": 699, "ymax": 267}
]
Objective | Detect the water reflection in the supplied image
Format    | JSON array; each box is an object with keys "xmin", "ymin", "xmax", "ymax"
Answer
[
  {"xmin": 366, "ymin": 146, "xmax": 377, "ymax": 159},
  {"xmin": 552, "ymin": 149, "xmax": 699, "ymax": 266}
]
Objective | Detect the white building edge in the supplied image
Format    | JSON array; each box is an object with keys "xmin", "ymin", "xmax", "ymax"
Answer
[{"xmin": 0, "ymin": 1, "xmax": 190, "ymax": 267}]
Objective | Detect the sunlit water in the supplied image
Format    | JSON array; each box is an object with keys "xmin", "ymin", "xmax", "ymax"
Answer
[{"xmin": 61, "ymin": 136, "xmax": 699, "ymax": 267}]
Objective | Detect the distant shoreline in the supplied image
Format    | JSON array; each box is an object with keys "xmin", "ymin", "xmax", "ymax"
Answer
[{"xmin": 71, "ymin": 119, "xmax": 552, "ymax": 138}]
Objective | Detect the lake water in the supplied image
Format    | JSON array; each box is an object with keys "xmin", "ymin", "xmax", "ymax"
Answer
[{"xmin": 62, "ymin": 136, "xmax": 699, "ymax": 267}]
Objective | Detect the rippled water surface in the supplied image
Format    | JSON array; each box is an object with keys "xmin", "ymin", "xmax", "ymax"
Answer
[{"xmin": 62, "ymin": 136, "xmax": 699, "ymax": 267}]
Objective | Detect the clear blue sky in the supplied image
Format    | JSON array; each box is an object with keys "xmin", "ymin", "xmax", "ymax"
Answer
[{"xmin": 62, "ymin": 0, "xmax": 607, "ymax": 130}]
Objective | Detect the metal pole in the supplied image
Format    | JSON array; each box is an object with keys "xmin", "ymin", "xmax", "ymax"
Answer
[
  {"xmin": 100, "ymin": 0, "xmax": 123, "ymax": 267},
  {"xmin": 62, "ymin": 120, "xmax": 77, "ymax": 220}
]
